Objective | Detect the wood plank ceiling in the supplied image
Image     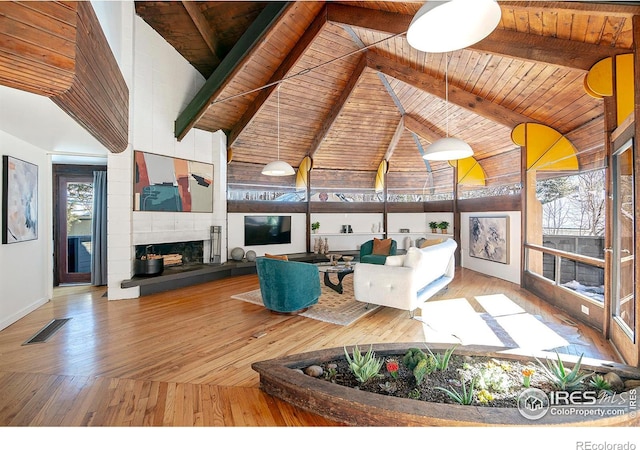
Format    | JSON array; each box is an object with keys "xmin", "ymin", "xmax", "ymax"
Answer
[{"xmin": 135, "ymin": 1, "xmax": 639, "ymax": 193}]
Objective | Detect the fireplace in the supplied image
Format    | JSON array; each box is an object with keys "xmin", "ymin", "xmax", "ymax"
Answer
[{"xmin": 135, "ymin": 240, "xmax": 204, "ymax": 266}]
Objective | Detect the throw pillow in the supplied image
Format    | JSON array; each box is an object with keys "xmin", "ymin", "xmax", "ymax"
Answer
[
  {"xmin": 372, "ymin": 238, "xmax": 392, "ymax": 255},
  {"xmin": 265, "ymin": 253, "xmax": 288, "ymax": 261},
  {"xmin": 384, "ymin": 255, "xmax": 405, "ymax": 267},
  {"xmin": 420, "ymin": 238, "xmax": 444, "ymax": 248}
]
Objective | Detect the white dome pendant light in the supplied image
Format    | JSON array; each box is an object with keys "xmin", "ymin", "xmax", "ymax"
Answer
[
  {"xmin": 262, "ymin": 85, "xmax": 295, "ymax": 176},
  {"xmin": 423, "ymin": 53, "xmax": 473, "ymax": 161},
  {"xmin": 407, "ymin": 0, "xmax": 501, "ymax": 53}
]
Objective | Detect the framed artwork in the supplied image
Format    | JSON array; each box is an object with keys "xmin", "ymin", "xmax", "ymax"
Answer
[
  {"xmin": 2, "ymin": 155, "xmax": 38, "ymax": 244},
  {"xmin": 133, "ymin": 151, "xmax": 214, "ymax": 212},
  {"xmin": 469, "ymin": 216, "xmax": 509, "ymax": 264}
]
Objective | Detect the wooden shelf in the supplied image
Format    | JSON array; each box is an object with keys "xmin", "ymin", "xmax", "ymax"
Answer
[{"xmin": 312, "ymin": 232, "xmax": 384, "ymax": 236}]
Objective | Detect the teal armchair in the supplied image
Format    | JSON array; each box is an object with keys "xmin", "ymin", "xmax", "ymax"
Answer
[
  {"xmin": 359, "ymin": 239, "xmax": 397, "ymax": 265},
  {"xmin": 255, "ymin": 257, "xmax": 321, "ymax": 313}
]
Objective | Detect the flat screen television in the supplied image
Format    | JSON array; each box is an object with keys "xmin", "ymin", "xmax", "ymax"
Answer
[{"xmin": 244, "ymin": 215, "xmax": 291, "ymax": 246}]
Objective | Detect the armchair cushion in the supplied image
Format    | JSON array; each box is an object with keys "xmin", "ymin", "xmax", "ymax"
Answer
[
  {"xmin": 256, "ymin": 257, "xmax": 320, "ymax": 313},
  {"xmin": 359, "ymin": 239, "xmax": 397, "ymax": 265},
  {"xmin": 372, "ymin": 238, "xmax": 392, "ymax": 255}
]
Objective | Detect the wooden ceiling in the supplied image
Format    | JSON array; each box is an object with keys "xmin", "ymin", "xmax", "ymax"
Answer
[{"xmin": 135, "ymin": 1, "xmax": 640, "ymax": 192}]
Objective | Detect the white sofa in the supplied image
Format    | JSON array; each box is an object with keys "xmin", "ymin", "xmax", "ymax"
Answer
[{"xmin": 353, "ymin": 238, "xmax": 457, "ymax": 315}]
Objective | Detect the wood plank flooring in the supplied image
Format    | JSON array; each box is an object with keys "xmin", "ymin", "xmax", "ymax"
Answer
[{"xmin": 0, "ymin": 268, "xmax": 620, "ymax": 427}]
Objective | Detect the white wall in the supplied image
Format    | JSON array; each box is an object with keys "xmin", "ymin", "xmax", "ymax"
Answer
[
  {"xmin": 107, "ymin": 10, "xmax": 225, "ymax": 300},
  {"xmin": 460, "ymin": 211, "xmax": 521, "ymax": 284},
  {"xmin": 0, "ymin": 132, "xmax": 52, "ymax": 331}
]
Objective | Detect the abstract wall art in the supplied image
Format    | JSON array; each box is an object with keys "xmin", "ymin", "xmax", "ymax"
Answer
[
  {"xmin": 2, "ymin": 155, "xmax": 38, "ymax": 244},
  {"xmin": 469, "ymin": 216, "xmax": 509, "ymax": 264},
  {"xmin": 133, "ymin": 151, "xmax": 214, "ymax": 212}
]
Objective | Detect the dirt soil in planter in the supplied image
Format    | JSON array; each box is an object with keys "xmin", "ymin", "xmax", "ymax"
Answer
[{"xmin": 318, "ymin": 352, "xmax": 607, "ymax": 408}]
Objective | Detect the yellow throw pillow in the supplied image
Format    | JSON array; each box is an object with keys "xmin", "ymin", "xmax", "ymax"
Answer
[
  {"xmin": 265, "ymin": 253, "xmax": 288, "ymax": 261},
  {"xmin": 372, "ymin": 238, "xmax": 392, "ymax": 256},
  {"xmin": 420, "ymin": 238, "xmax": 444, "ymax": 249}
]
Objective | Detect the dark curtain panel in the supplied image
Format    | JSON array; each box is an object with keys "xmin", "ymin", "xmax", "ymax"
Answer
[{"xmin": 91, "ymin": 171, "xmax": 107, "ymax": 286}]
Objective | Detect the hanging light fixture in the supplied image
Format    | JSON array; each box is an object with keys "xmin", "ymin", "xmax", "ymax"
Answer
[
  {"xmin": 407, "ymin": 0, "xmax": 501, "ymax": 53},
  {"xmin": 262, "ymin": 84, "xmax": 295, "ymax": 176},
  {"xmin": 423, "ymin": 53, "xmax": 473, "ymax": 161}
]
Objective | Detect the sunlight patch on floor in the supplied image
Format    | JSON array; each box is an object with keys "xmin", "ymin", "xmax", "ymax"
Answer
[{"xmin": 418, "ymin": 294, "xmax": 569, "ymax": 351}]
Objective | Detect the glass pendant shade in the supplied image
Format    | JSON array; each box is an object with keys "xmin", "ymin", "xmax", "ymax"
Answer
[
  {"xmin": 407, "ymin": 0, "xmax": 501, "ymax": 53},
  {"xmin": 423, "ymin": 137, "xmax": 473, "ymax": 161},
  {"xmin": 262, "ymin": 160, "xmax": 295, "ymax": 176}
]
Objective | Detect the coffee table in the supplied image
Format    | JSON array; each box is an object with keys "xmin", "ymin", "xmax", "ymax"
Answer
[{"xmin": 316, "ymin": 263, "xmax": 355, "ymax": 294}]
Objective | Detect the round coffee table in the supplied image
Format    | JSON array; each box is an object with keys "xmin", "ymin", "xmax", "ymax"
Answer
[{"xmin": 316, "ymin": 263, "xmax": 355, "ymax": 294}]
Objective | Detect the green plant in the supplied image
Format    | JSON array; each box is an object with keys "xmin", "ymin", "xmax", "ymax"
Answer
[
  {"xmin": 436, "ymin": 378, "xmax": 476, "ymax": 405},
  {"xmin": 408, "ymin": 388, "xmax": 421, "ymax": 399},
  {"xmin": 311, "ymin": 221, "xmax": 320, "ymax": 231},
  {"xmin": 475, "ymin": 364, "xmax": 511, "ymax": 393},
  {"xmin": 403, "ymin": 348, "xmax": 427, "ymax": 371},
  {"xmin": 535, "ymin": 352, "xmax": 592, "ymax": 391},
  {"xmin": 426, "ymin": 345, "xmax": 457, "ymax": 371},
  {"xmin": 344, "ymin": 345, "xmax": 383, "ymax": 384},
  {"xmin": 413, "ymin": 356, "xmax": 436, "ymax": 384},
  {"xmin": 429, "ymin": 221, "xmax": 438, "ymax": 230},
  {"xmin": 589, "ymin": 374, "xmax": 613, "ymax": 394},
  {"xmin": 437, "ymin": 221, "xmax": 450, "ymax": 230},
  {"xmin": 476, "ymin": 389, "xmax": 494, "ymax": 404}
]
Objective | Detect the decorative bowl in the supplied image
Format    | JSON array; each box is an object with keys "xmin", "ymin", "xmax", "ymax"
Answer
[{"xmin": 342, "ymin": 256, "xmax": 354, "ymax": 266}]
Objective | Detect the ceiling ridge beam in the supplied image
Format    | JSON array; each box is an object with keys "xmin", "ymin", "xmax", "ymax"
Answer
[
  {"xmin": 367, "ymin": 51, "xmax": 531, "ymax": 130},
  {"xmin": 327, "ymin": 3, "xmax": 628, "ymax": 70},
  {"xmin": 308, "ymin": 53, "xmax": 367, "ymax": 158},
  {"xmin": 228, "ymin": 5, "xmax": 329, "ymax": 147},
  {"xmin": 471, "ymin": 28, "xmax": 630, "ymax": 72},
  {"xmin": 174, "ymin": 1, "xmax": 290, "ymax": 141},
  {"xmin": 181, "ymin": 1, "xmax": 222, "ymax": 66}
]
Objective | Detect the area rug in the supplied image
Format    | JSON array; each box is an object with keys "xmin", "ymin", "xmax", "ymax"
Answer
[{"xmin": 231, "ymin": 275, "xmax": 379, "ymax": 326}]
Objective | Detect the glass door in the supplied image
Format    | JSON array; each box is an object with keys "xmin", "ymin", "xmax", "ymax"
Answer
[
  {"xmin": 610, "ymin": 138, "xmax": 636, "ymax": 363},
  {"xmin": 56, "ymin": 175, "xmax": 93, "ymax": 284}
]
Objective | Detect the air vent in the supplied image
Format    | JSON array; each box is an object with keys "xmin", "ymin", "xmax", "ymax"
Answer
[{"xmin": 23, "ymin": 318, "xmax": 71, "ymax": 345}]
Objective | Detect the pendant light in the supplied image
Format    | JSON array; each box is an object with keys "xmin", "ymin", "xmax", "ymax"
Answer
[
  {"xmin": 407, "ymin": 0, "xmax": 501, "ymax": 53},
  {"xmin": 262, "ymin": 85, "xmax": 295, "ymax": 176},
  {"xmin": 423, "ymin": 53, "xmax": 473, "ymax": 161}
]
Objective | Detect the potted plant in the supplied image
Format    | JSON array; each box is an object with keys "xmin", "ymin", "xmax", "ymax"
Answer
[
  {"xmin": 429, "ymin": 221, "xmax": 439, "ymax": 233},
  {"xmin": 312, "ymin": 221, "xmax": 320, "ymax": 233},
  {"xmin": 438, "ymin": 221, "xmax": 450, "ymax": 234}
]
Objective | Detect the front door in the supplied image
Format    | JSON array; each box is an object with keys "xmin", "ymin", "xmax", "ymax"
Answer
[
  {"xmin": 55, "ymin": 170, "xmax": 94, "ymax": 285},
  {"xmin": 609, "ymin": 138, "xmax": 636, "ymax": 364}
]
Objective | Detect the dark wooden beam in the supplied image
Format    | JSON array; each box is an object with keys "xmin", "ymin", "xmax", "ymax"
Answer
[
  {"xmin": 328, "ymin": 3, "xmax": 628, "ymax": 70},
  {"xmin": 367, "ymin": 51, "xmax": 532, "ymax": 130},
  {"xmin": 309, "ymin": 54, "xmax": 367, "ymax": 158},
  {"xmin": 498, "ymin": 1, "xmax": 639, "ymax": 18},
  {"xmin": 175, "ymin": 1, "xmax": 290, "ymax": 141},
  {"xmin": 471, "ymin": 28, "xmax": 628, "ymax": 72},
  {"xmin": 228, "ymin": 5, "xmax": 328, "ymax": 147},
  {"xmin": 181, "ymin": 1, "xmax": 222, "ymax": 66}
]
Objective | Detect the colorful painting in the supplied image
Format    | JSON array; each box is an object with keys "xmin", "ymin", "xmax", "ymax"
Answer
[
  {"xmin": 133, "ymin": 151, "xmax": 214, "ymax": 212},
  {"xmin": 469, "ymin": 216, "xmax": 509, "ymax": 264},
  {"xmin": 2, "ymin": 155, "xmax": 38, "ymax": 244}
]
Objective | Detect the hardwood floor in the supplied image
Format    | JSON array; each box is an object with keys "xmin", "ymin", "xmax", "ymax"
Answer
[{"xmin": 0, "ymin": 268, "xmax": 620, "ymax": 427}]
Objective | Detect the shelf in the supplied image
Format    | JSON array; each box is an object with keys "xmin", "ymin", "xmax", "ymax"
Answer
[
  {"xmin": 388, "ymin": 232, "xmax": 453, "ymax": 237},
  {"xmin": 312, "ymin": 232, "xmax": 384, "ymax": 236}
]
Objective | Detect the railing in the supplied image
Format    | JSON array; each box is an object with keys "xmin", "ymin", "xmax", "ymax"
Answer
[{"xmin": 525, "ymin": 242, "xmax": 605, "ymax": 304}]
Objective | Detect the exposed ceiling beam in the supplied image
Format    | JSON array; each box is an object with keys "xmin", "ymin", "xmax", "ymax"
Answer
[
  {"xmin": 228, "ymin": 5, "xmax": 328, "ymax": 147},
  {"xmin": 404, "ymin": 115, "xmax": 441, "ymax": 143},
  {"xmin": 181, "ymin": 1, "xmax": 222, "ymax": 66},
  {"xmin": 174, "ymin": 1, "xmax": 290, "ymax": 141},
  {"xmin": 471, "ymin": 28, "xmax": 628, "ymax": 72},
  {"xmin": 498, "ymin": 1, "xmax": 639, "ymax": 18},
  {"xmin": 327, "ymin": 3, "xmax": 626, "ymax": 71},
  {"xmin": 309, "ymin": 54, "xmax": 367, "ymax": 158},
  {"xmin": 367, "ymin": 51, "xmax": 531, "ymax": 130},
  {"xmin": 383, "ymin": 115, "xmax": 405, "ymax": 162}
]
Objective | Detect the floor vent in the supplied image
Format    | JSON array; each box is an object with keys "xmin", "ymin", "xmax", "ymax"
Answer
[{"xmin": 23, "ymin": 318, "xmax": 71, "ymax": 345}]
